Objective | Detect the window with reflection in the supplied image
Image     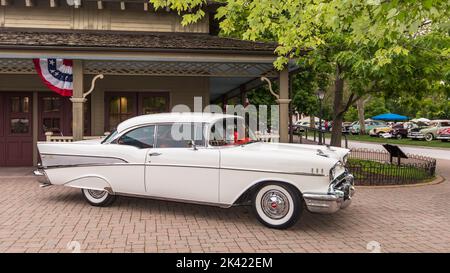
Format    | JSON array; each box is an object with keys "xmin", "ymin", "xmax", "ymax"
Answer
[
  {"xmin": 142, "ymin": 96, "xmax": 168, "ymax": 114},
  {"xmin": 11, "ymin": 119, "xmax": 29, "ymax": 134},
  {"xmin": 41, "ymin": 97, "xmax": 62, "ymax": 134},
  {"xmin": 11, "ymin": 96, "xmax": 30, "ymax": 113},
  {"xmin": 108, "ymin": 96, "xmax": 135, "ymax": 131},
  {"xmin": 43, "ymin": 97, "xmax": 61, "ymax": 113},
  {"xmin": 10, "ymin": 95, "xmax": 31, "ymax": 134},
  {"xmin": 118, "ymin": 125, "xmax": 155, "ymax": 149}
]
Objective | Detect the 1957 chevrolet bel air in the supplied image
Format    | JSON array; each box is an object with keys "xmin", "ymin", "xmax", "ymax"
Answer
[{"xmin": 35, "ymin": 113, "xmax": 354, "ymax": 229}]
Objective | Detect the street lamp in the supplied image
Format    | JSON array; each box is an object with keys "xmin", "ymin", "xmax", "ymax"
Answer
[{"xmin": 316, "ymin": 89, "xmax": 325, "ymax": 145}]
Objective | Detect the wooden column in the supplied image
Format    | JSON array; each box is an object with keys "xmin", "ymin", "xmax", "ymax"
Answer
[
  {"xmin": 70, "ymin": 60, "xmax": 85, "ymax": 141},
  {"xmin": 32, "ymin": 92, "xmax": 38, "ymax": 165},
  {"xmin": 278, "ymin": 68, "xmax": 291, "ymax": 143},
  {"xmin": 240, "ymin": 85, "xmax": 246, "ymax": 105}
]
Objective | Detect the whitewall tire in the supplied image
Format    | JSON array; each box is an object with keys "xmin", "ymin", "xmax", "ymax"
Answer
[
  {"xmin": 252, "ymin": 183, "xmax": 302, "ymax": 229},
  {"xmin": 425, "ymin": 133, "xmax": 434, "ymax": 142},
  {"xmin": 81, "ymin": 189, "xmax": 116, "ymax": 207}
]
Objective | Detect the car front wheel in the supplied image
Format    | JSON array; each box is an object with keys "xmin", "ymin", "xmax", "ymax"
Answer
[
  {"xmin": 81, "ymin": 189, "xmax": 116, "ymax": 207},
  {"xmin": 425, "ymin": 133, "xmax": 434, "ymax": 142},
  {"xmin": 252, "ymin": 183, "xmax": 302, "ymax": 229}
]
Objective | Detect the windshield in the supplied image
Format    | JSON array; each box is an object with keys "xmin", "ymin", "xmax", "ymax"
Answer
[
  {"xmin": 209, "ymin": 117, "xmax": 258, "ymax": 147},
  {"xmin": 441, "ymin": 122, "xmax": 450, "ymax": 127},
  {"xmin": 101, "ymin": 130, "xmax": 118, "ymax": 144}
]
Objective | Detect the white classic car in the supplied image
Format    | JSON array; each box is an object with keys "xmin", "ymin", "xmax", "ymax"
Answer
[{"xmin": 35, "ymin": 113, "xmax": 354, "ymax": 229}]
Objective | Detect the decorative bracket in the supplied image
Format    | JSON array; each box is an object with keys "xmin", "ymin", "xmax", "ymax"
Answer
[
  {"xmin": 261, "ymin": 76, "xmax": 279, "ymax": 99},
  {"xmin": 83, "ymin": 74, "xmax": 104, "ymax": 99}
]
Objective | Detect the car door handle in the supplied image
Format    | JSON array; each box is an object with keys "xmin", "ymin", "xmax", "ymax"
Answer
[{"xmin": 149, "ymin": 152, "xmax": 162, "ymax": 157}]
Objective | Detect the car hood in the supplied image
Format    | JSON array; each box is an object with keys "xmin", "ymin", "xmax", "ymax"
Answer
[
  {"xmin": 419, "ymin": 127, "xmax": 434, "ymax": 133},
  {"xmin": 245, "ymin": 142, "xmax": 350, "ymax": 163},
  {"xmin": 219, "ymin": 142, "xmax": 347, "ymax": 178}
]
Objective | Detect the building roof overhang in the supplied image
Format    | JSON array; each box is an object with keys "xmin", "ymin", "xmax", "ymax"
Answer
[
  {"xmin": 0, "ymin": 29, "xmax": 301, "ymax": 101},
  {"xmin": 0, "ymin": 29, "xmax": 277, "ymax": 57}
]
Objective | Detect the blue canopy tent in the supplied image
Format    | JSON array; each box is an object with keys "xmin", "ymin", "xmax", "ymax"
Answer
[{"xmin": 372, "ymin": 113, "xmax": 408, "ymax": 121}]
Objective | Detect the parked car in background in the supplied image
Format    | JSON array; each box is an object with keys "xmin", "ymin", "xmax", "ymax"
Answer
[
  {"xmin": 35, "ymin": 113, "xmax": 354, "ymax": 229},
  {"xmin": 292, "ymin": 120, "xmax": 327, "ymax": 134},
  {"xmin": 437, "ymin": 127, "xmax": 450, "ymax": 142},
  {"xmin": 350, "ymin": 120, "xmax": 387, "ymax": 135},
  {"xmin": 408, "ymin": 120, "xmax": 450, "ymax": 141},
  {"xmin": 390, "ymin": 123, "xmax": 409, "ymax": 139},
  {"xmin": 369, "ymin": 125, "xmax": 393, "ymax": 137},
  {"xmin": 342, "ymin": 122, "xmax": 353, "ymax": 134}
]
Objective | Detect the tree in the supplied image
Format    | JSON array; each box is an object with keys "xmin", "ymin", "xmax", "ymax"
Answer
[
  {"xmin": 290, "ymin": 61, "xmax": 326, "ymax": 128},
  {"xmin": 153, "ymin": 0, "xmax": 450, "ymax": 146},
  {"xmin": 356, "ymin": 95, "xmax": 371, "ymax": 135}
]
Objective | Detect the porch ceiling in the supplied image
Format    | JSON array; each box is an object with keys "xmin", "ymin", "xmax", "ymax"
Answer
[
  {"xmin": 209, "ymin": 77, "xmax": 254, "ymax": 101},
  {"xmin": 0, "ymin": 58, "xmax": 279, "ymax": 77}
]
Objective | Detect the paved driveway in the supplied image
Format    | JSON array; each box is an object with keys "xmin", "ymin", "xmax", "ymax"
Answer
[{"xmin": 0, "ymin": 161, "xmax": 449, "ymax": 253}]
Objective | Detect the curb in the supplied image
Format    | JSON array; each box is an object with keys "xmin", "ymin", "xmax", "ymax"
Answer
[{"xmin": 356, "ymin": 174, "xmax": 446, "ymax": 189}]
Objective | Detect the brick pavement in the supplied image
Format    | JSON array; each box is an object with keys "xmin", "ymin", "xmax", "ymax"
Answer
[{"xmin": 0, "ymin": 160, "xmax": 449, "ymax": 253}]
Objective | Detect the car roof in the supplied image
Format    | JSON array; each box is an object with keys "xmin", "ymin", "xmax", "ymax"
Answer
[{"xmin": 116, "ymin": 112, "xmax": 240, "ymax": 133}]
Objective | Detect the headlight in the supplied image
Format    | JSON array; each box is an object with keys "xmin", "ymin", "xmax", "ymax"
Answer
[
  {"xmin": 342, "ymin": 154, "xmax": 348, "ymax": 164},
  {"xmin": 329, "ymin": 161, "xmax": 344, "ymax": 181}
]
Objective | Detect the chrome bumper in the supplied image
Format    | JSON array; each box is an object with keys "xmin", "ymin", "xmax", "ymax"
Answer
[
  {"xmin": 34, "ymin": 169, "xmax": 52, "ymax": 188},
  {"xmin": 303, "ymin": 173, "xmax": 355, "ymax": 214},
  {"xmin": 437, "ymin": 135, "xmax": 450, "ymax": 140},
  {"xmin": 408, "ymin": 134, "xmax": 424, "ymax": 139}
]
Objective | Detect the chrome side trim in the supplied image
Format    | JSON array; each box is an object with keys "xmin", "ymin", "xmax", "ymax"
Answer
[
  {"xmin": 42, "ymin": 163, "xmax": 144, "ymax": 169},
  {"xmin": 220, "ymin": 166, "xmax": 325, "ymax": 177},
  {"xmin": 41, "ymin": 162, "xmax": 326, "ymax": 177},
  {"xmin": 40, "ymin": 153, "xmax": 129, "ymax": 163},
  {"xmin": 116, "ymin": 192, "xmax": 232, "ymax": 208}
]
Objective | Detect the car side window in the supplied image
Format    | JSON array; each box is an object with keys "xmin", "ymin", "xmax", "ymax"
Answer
[
  {"xmin": 117, "ymin": 125, "xmax": 155, "ymax": 149},
  {"xmin": 156, "ymin": 123, "xmax": 205, "ymax": 148}
]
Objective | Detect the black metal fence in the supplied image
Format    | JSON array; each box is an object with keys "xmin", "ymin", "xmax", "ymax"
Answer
[
  {"xmin": 347, "ymin": 148, "xmax": 437, "ymax": 186},
  {"xmin": 293, "ymin": 126, "xmax": 349, "ymax": 148}
]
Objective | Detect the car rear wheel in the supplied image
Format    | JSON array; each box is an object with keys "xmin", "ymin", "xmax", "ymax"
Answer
[
  {"xmin": 81, "ymin": 189, "xmax": 116, "ymax": 207},
  {"xmin": 396, "ymin": 134, "xmax": 403, "ymax": 140},
  {"xmin": 252, "ymin": 183, "xmax": 302, "ymax": 229},
  {"xmin": 425, "ymin": 133, "xmax": 434, "ymax": 142}
]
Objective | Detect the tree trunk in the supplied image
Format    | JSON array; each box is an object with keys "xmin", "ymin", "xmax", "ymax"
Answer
[
  {"xmin": 356, "ymin": 97, "xmax": 366, "ymax": 135},
  {"xmin": 330, "ymin": 65, "xmax": 344, "ymax": 147},
  {"xmin": 309, "ymin": 115, "xmax": 315, "ymax": 128},
  {"xmin": 356, "ymin": 95, "xmax": 371, "ymax": 135}
]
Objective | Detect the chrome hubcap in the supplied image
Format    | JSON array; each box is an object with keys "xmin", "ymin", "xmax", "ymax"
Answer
[
  {"xmin": 87, "ymin": 189, "xmax": 106, "ymax": 199},
  {"xmin": 261, "ymin": 190, "xmax": 290, "ymax": 219}
]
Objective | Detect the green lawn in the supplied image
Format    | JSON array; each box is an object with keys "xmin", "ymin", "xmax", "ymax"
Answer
[
  {"xmin": 345, "ymin": 134, "xmax": 450, "ymax": 148},
  {"xmin": 295, "ymin": 131, "xmax": 450, "ymax": 148}
]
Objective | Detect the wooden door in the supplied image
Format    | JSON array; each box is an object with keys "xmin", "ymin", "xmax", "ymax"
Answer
[
  {"xmin": 0, "ymin": 94, "xmax": 5, "ymax": 166},
  {"xmin": 2, "ymin": 93, "xmax": 33, "ymax": 166}
]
